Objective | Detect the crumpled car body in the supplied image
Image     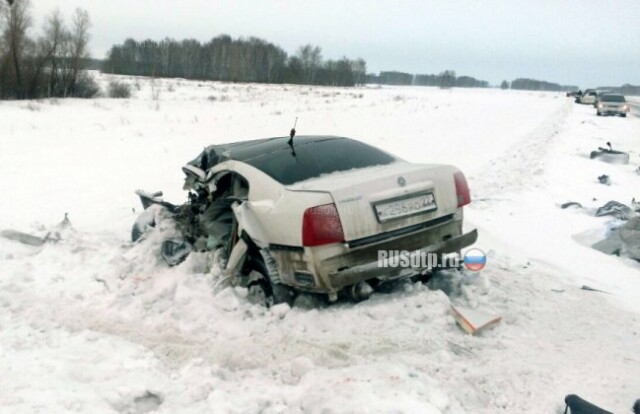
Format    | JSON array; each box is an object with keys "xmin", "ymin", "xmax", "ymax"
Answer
[{"xmin": 133, "ymin": 135, "xmax": 477, "ymax": 304}]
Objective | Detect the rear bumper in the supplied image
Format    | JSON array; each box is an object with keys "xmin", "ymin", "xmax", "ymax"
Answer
[
  {"xmin": 271, "ymin": 214, "xmax": 478, "ymax": 293},
  {"xmin": 598, "ymin": 110, "xmax": 628, "ymax": 115},
  {"xmin": 327, "ymin": 229, "xmax": 478, "ymax": 289}
]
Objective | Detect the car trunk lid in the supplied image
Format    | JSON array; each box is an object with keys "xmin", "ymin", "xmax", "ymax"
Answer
[{"xmin": 288, "ymin": 162, "xmax": 460, "ymax": 242}]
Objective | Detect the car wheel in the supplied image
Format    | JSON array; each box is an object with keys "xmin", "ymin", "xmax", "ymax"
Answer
[
  {"xmin": 247, "ymin": 278, "xmax": 273, "ymax": 307},
  {"xmin": 621, "ymin": 113, "xmax": 627, "ymax": 118},
  {"xmin": 597, "ymin": 111, "xmax": 601, "ymax": 116},
  {"xmin": 245, "ymin": 253, "xmax": 296, "ymax": 307}
]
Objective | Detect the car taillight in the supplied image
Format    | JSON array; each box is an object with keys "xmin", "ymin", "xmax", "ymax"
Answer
[
  {"xmin": 302, "ymin": 203, "xmax": 345, "ymax": 247},
  {"xmin": 454, "ymin": 171, "xmax": 471, "ymax": 207}
]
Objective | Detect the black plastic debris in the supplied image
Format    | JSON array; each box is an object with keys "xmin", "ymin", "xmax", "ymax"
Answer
[
  {"xmin": 597, "ymin": 175, "xmax": 611, "ymax": 185},
  {"xmin": 161, "ymin": 239, "xmax": 193, "ymax": 266},
  {"xmin": 561, "ymin": 201, "xmax": 583, "ymax": 209},
  {"xmin": 564, "ymin": 394, "xmax": 613, "ymax": 414}
]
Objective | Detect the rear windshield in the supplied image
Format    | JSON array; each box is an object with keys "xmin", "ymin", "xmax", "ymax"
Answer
[
  {"xmin": 601, "ymin": 95, "xmax": 625, "ymax": 102},
  {"xmin": 245, "ymin": 138, "xmax": 398, "ymax": 185}
]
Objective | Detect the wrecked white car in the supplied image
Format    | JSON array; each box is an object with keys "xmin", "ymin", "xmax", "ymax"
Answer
[{"xmin": 133, "ymin": 135, "xmax": 477, "ymax": 305}]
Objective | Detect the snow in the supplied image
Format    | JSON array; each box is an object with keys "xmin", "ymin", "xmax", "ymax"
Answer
[{"xmin": 1, "ymin": 73, "xmax": 639, "ymax": 413}]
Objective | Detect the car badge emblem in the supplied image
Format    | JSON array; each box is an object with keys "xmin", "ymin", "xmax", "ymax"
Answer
[{"xmin": 397, "ymin": 176, "xmax": 406, "ymax": 187}]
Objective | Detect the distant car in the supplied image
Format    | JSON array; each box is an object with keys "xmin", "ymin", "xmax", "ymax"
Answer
[
  {"xmin": 592, "ymin": 90, "xmax": 612, "ymax": 108},
  {"xmin": 596, "ymin": 94, "xmax": 630, "ymax": 117},
  {"xmin": 132, "ymin": 136, "xmax": 478, "ymax": 306},
  {"xmin": 579, "ymin": 91, "xmax": 598, "ymax": 105},
  {"xmin": 566, "ymin": 91, "xmax": 580, "ymax": 98}
]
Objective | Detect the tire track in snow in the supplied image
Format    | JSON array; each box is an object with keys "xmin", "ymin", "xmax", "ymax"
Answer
[{"xmin": 471, "ymin": 100, "xmax": 573, "ymax": 202}]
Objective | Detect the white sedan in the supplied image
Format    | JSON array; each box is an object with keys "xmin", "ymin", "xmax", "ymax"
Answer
[{"xmin": 134, "ymin": 135, "xmax": 478, "ymax": 305}]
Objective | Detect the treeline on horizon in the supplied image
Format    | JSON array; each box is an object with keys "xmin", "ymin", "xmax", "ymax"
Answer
[
  {"xmin": 366, "ymin": 70, "xmax": 489, "ymax": 88},
  {"xmin": 104, "ymin": 37, "xmax": 367, "ymax": 87},
  {"xmin": 103, "ymin": 38, "xmax": 493, "ymax": 89}
]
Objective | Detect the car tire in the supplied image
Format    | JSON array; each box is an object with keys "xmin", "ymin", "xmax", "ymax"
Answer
[
  {"xmin": 621, "ymin": 114, "xmax": 627, "ymax": 118},
  {"xmin": 247, "ymin": 278, "xmax": 272, "ymax": 307},
  {"xmin": 597, "ymin": 111, "xmax": 601, "ymax": 116},
  {"xmin": 246, "ymin": 253, "xmax": 296, "ymax": 307}
]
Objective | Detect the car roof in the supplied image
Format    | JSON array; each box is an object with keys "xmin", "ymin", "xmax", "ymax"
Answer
[{"xmin": 188, "ymin": 135, "xmax": 347, "ymax": 170}]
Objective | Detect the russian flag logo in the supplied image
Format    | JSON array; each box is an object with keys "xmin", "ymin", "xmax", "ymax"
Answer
[{"xmin": 463, "ymin": 248, "xmax": 486, "ymax": 271}]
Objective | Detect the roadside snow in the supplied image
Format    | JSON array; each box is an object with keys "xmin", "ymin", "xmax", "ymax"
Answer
[{"xmin": 1, "ymin": 74, "xmax": 639, "ymax": 413}]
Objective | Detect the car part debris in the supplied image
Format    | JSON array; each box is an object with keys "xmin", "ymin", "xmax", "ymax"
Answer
[
  {"xmin": 589, "ymin": 142, "xmax": 630, "ymax": 165},
  {"xmin": 580, "ymin": 285, "xmax": 611, "ymax": 294},
  {"xmin": 161, "ymin": 239, "xmax": 193, "ymax": 266},
  {"xmin": 450, "ymin": 304, "xmax": 501, "ymax": 335},
  {"xmin": 592, "ymin": 236, "xmax": 623, "ymax": 256},
  {"xmin": 595, "ymin": 200, "xmax": 632, "ymax": 219},
  {"xmin": 1, "ymin": 213, "xmax": 72, "ymax": 246},
  {"xmin": 0, "ymin": 230, "xmax": 46, "ymax": 246},
  {"xmin": 592, "ymin": 217, "xmax": 640, "ymax": 260},
  {"xmin": 564, "ymin": 394, "xmax": 613, "ymax": 414},
  {"xmin": 597, "ymin": 175, "xmax": 611, "ymax": 185},
  {"xmin": 561, "ymin": 201, "xmax": 582, "ymax": 209},
  {"xmin": 619, "ymin": 216, "xmax": 640, "ymax": 260}
]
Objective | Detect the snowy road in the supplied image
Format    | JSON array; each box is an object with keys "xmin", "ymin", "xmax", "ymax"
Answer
[{"xmin": 1, "ymin": 76, "xmax": 639, "ymax": 413}]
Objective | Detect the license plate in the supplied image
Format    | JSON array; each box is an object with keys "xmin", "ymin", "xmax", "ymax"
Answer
[{"xmin": 374, "ymin": 192, "xmax": 437, "ymax": 222}]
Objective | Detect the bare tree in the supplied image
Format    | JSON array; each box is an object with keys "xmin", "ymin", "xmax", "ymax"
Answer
[
  {"xmin": 1, "ymin": 0, "xmax": 32, "ymax": 98},
  {"xmin": 31, "ymin": 9, "xmax": 66, "ymax": 96},
  {"xmin": 59, "ymin": 7, "xmax": 89, "ymax": 96}
]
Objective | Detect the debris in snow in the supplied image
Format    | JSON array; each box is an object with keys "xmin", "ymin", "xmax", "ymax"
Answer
[
  {"xmin": 589, "ymin": 142, "xmax": 630, "ymax": 165},
  {"xmin": 581, "ymin": 285, "xmax": 611, "ymax": 294},
  {"xmin": 564, "ymin": 394, "xmax": 613, "ymax": 414},
  {"xmin": 597, "ymin": 175, "xmax": 611, "ymax": 186},
  {"xmin": 0, "ymin": 230, "xmax": 46, "ymax": 246},
  {"xmin": 561, "ymin": 201, "xmax": 582, "ymax": 209},
  {"xmin": 0, "ymin": 213, "xmax": 73, "ymax": 247},
  {"xmin": 619, "ymin": 217, "xmax": 640, "ymax": 260},
  {"xmin": 592, "ymin": 215, "xmax": 640, "ymax": 260},
  {"xmin": 450, "ymin": 304, "xmax": 501, "ymax": 335},
  {"xmin": 111, "ymin": 391, "xmax": 164, "ymax": 414},
  {"xmin": 595, "ymin": 200, "xmax": 633, "ymax": 219},
  {"xmin": 161, "ymin": 239, "xmax": 193, "ymax": 266},
  {"xmin": 592, "ymin": 237, "xmax": 623, "ymax": 256}
]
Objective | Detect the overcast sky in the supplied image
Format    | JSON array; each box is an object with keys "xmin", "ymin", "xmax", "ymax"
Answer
[{"xmin": 30, "ymin": 0, "xmax": 640, "ymax": 87}]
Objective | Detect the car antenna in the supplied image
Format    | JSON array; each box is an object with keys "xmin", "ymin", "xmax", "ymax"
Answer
[
  {"xmin": 288, "ymin": 117, "xmax": 298, "ymax": 146},
  {"xmin": 287, "ymin": 117, "xmax": 298, "ymax": 156}
]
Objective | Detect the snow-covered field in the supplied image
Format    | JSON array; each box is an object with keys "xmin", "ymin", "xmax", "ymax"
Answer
[{"xmin": 0, "ymin": 74, "xmax": 639, "ymax": 413}]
